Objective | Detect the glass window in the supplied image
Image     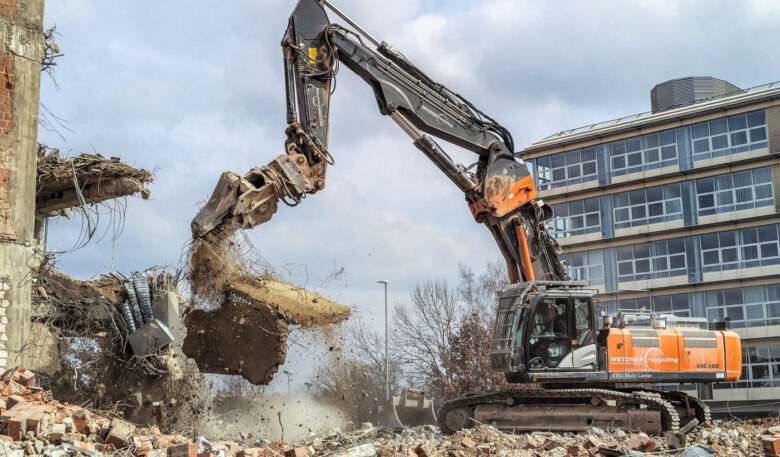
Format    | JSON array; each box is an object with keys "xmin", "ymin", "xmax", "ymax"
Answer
[
  {"xmin": 561, "ymin": 249, "xmax": 605, "ymax": 287},
  {"xmin": 550, "ymin": 199, "xmax": 601, "ymax": 239},
  {"xmin": 699, "ymin": 224, "xmax": 780, "ymax": 273},
  {"xmin": 618, "ymin": 238, "xmax": 687, "ymax": 283},
  {"xmin": 539, "ymin": 148, "xmax": 599, "ymax": 190},
  {"xmin": 610, "ymin": 128, "xmax": 678, "ymax": 176},
  {"xmin": 692, "ymin": 110, "xmax": 768, "ymax": 161},
  {"xmin": 696, "ymin": 167, "xmax": 775, "ymax": 217},
  {"xmin": 612, "ymin": 182, "xmax": 683, "ymax": 229}
]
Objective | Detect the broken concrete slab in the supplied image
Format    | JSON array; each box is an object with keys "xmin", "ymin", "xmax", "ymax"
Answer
[
  {"xmin": 36, "ymin": 152, "xmax": 153, "ymax": 216},
  {"xmin": 185, "ymin": 227, "xmax": 350, "ymax": 384},
  {"xmin": 182, "ymin": 298, "xmax": 288, "ymax": 385}
]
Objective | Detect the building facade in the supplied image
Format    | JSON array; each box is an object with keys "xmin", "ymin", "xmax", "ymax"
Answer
[{"xmin": 520, "ymin": 77, "xmax": 780, "ymax": 415}]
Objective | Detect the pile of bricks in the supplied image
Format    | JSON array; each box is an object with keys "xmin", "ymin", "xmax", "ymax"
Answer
[{"xmin": 0, "ymin": 367, "xmax": 312, "ymax": 457}]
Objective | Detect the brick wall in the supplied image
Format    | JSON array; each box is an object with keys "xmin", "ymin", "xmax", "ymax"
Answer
[
  {"xmin": 0, "ymin": 0, "xmax": 15, "ymax": 17},
  {"xmin": 0, "ymin": 53, "xmax": 13, "ymax": 240}
]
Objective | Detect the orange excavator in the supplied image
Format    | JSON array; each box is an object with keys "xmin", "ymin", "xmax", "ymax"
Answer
[{"xmin": 191, "ymin": 0, "xmax": 741, "ymax": 434}]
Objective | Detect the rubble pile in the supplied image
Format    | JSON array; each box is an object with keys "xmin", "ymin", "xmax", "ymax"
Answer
[
  {"xmin": 2, "ymin": 365, "xmax": 778, "ymax": 457},
  {"xmin": 305, "ymin": 421, "xmax": 774, "ymax": 457}
]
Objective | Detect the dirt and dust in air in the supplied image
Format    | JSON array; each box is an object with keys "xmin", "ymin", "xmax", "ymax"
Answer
[{"xmin": 186, "ymin": 224, "xmax": 351, "ymax": 385}]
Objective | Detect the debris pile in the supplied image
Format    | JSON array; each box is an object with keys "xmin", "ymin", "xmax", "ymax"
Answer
[
  {"xmin": 185, "ymin": 226, "xmax": 350, "ymax": 384},
  {"xmin": 0, "ymin": 366, "xmax": 776, "ymax": 457},
  {"xmin": 36, "ymin": 152, "xmax": 153, "ymax": 216}
]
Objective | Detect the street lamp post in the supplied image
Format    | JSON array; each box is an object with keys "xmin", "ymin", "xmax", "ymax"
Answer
[
  {"xmin": 377, "ymin": 280, "xmax": 389, "ymax": 402},
  {"xmin": 282, "ymin": 370, "xmax": 293, "ymax": 394}
]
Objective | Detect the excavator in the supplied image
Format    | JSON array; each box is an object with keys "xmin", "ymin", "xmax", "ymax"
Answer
[{"xmin": 191, "ymin": 0, "xmax": 742, "ymax": 434}]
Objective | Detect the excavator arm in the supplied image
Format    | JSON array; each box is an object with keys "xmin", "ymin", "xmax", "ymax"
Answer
[{"xmin": 191, "ymin": 0, "xmax": 566, "ymax": 284}]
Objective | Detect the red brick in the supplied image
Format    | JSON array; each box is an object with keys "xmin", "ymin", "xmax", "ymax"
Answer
[
  {"xmin": 133, "ymin": 436, "xmax": 153, "ymax": 456},
  {"xmin": 72, "ymin": 441, "xmax": 96, "ymax": 452},
  {"xmin": 105, "ymin": 417, "xmax": 136, "ymax": 449},
  {"xmin": 461, "ymin": 438, "xmax": 475, "ymax": 449},
  {"xmin": 18, "ymin": 370, "xmax": 34, "ymax": 387},
  {"xmin": 6, "ymin": 394, "xmax": 23, "ymax": 409},
  {"xmin": 625, "ymin": 433, "xmax": 654, "ymax": 452},
  {"xmin": 7, "ymin": 412, "xmax": 28, "ymax": 441},
  {"xmin": 762, "ymin": 435, "xmax": 780, "ymax": 456},
  {"xmin": 584, "ymin": 436, "xmax": 602, "ymax": 449},
  {"xmin": 71, "ymin": 409, "xmax": 89, "ymax": 433},
  {"xmin": 168, "ymin": 443, "xmax": 197, "ymax": 457}
]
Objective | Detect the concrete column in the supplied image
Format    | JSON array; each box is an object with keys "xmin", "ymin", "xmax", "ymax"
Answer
[{"xmin": 0, "ymin": 0, "xmax": 44, "ymax": 371}]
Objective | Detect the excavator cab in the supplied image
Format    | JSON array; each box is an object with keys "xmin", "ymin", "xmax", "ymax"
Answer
[
  {"xmin": 491, "ymin": 281, "xmax": 599, "ymax": 383},
  {"xmin": 525, "ymin": 294, "xmax": 596, "ymax": 370}
]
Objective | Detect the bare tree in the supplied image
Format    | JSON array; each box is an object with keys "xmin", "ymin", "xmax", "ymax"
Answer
[
  {"xmin": 389, "ymin": 260, "xmax": 509, "ymax": 398},
  {"xmin": 428, "ymin": 311, "xmax": 507, "ymax": 401},
  {"xmin": 350, "ymin": 321, "xmax": 402, "ymax": 395},
  {"xmin": 392, "ymin": 279, "xmax": 459, "ymax": 388},
  {"xmin": 458, "ymin": 260, "xmax": 509, "ymax": 325}
]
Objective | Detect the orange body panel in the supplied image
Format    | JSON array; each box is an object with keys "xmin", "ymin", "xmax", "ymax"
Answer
[
  {"xmin": 489, "ymin": 174, "xmax": 537, "ymax": 218},
  {"xmin": 469, "ymin": 174, "xmax": 537, "ymax": 219},
  {"xmin": 606, "ymin": 328, "xmax": 741, "ymax": 383}
]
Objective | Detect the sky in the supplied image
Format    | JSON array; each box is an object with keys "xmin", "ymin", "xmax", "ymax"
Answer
[{"xmin": 39, "ymin": 0, "xmax": 780, "ymax": 387}]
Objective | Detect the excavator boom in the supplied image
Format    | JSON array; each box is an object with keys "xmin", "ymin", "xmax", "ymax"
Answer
[
  {"xmin": 192, "ymin": 0, "xmax": 742, "ymax": 435},
  {"xmin": 192, "ymin": 0, "xmax": 566, "ymax": 285}
]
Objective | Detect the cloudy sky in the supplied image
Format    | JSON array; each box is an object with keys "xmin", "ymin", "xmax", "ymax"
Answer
[{"xmin": 39, "ymin": 0, "xmax": 780, "ymax": 385}]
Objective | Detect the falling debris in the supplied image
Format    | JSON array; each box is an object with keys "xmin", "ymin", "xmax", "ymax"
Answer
[
  {"xmin": 182, "ymin": 297, "xmax": 288, "ymax": 385},
  {"xmin": 36, "ymin": 151, "xmax": 153, "ymax": 216},
  {"xmin": 186, "ymin": 226, "xmax": 351, "ymax": 384}
]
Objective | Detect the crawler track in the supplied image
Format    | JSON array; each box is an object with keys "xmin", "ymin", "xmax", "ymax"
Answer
[{"xmin": 439, "ymin": 387, "xmax": 688, "ymax": 435}]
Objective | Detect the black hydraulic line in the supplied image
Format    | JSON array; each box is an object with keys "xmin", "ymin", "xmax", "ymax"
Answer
[
  {"xmin": 133, "ymin": 273, "xmax": 155, "ymax": 324},
  {"xmin": 125, "ymin": 281, "xmax": 144, "ymax": 328},
  {"xmin": 117, "ymin": 301, "xmax": 137, "ymax": 333}
]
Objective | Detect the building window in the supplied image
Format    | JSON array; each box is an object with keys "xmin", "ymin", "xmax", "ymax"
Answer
[
  {"xmin": 536, "ymin": 147, "xmax": 597, "ymax": 190},
  {"xmin": 561, "ymin": 250, "xmax": 604, "ymax": 286},
  {"xmin": 550, "ymin": 199, "xmax": 601, "ymax": 238},
  {"xmin": 691, "ymin": 110, "xmax": 768, "ymax": 161},
  {"xmin": 700, "ymin": 225, "xmax": 780, "ymax": 273},
  {"xmin": 717, "ymin": 345, "xmax": 780, "ymax": 389},
  {"xmin": 696, "ymin": 167, "xmax": 774, "ymax": 216},
  {"xmin": 613, "ymin": 183, "xmax": 683, "ymax": 229},
  {"xmin": 610, "ymin": 130, "xmax": 678, "ymax": 176},
  {"xmin": 705, "ymin": 286, "xmax": 770, "ymax": 329},
  {"xmin": 617, "ymin": 238, "xmax": 687, "ymax": 282},
  {"xmin": 652, "ymin": 293, "xmax": 691, "ymax": 317},
  {"xmin": 765, "ymin": 284, "xmax": 780, "ymax": 327}
]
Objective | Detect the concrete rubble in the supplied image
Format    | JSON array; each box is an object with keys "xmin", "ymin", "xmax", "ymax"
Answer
[
  {"xmin": 36, "ymin": 152, "xmax": 153, "ymax": 216},
  {"xmin": 185, "ymin": 227, "xmax": 351, "ymax": 385},
  {"xmin": 2, "ymin": 365, "xmax": 778, "ymax": 457}
]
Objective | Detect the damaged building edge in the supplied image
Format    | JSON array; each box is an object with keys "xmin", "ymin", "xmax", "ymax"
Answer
[{"xmin": 35, "ymin": 153, "xmax": 154, "ymax": 217}]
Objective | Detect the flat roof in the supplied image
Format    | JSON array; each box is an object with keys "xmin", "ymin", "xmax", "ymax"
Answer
[{"xmin": 522, "ymin": 80, "xmax": 780, "ymax": 155}]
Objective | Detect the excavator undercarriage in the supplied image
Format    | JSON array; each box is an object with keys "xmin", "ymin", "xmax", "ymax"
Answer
[{"xmin": 438, "ymin": 386, "xmax": 710, "ymax": 434}]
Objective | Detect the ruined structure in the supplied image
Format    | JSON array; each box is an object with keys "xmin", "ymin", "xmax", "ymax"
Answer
[{"xmin": 0, "ymin": 0, "xmax": 45, "ymax": 372}]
